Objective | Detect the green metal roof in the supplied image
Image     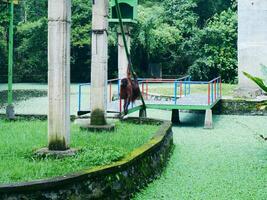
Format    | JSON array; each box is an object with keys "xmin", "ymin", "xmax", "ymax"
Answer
[{"xmin": 110, "ymin": 0, "xmax": 138, "ymax": 23}]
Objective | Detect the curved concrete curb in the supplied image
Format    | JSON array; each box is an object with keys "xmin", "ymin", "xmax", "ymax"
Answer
[{"xmin": 0, "ymin": 118, "xmax": 173, "ymax": 200}]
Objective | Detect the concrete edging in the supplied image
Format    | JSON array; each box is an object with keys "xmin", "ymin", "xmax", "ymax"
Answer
[
  {"xmin": 0, "ymin": 117, "xmax": 173, "ymax": 200},
  {"xmin": 214, "ymin": 98, "xmax": 267, "ymax": 115}
]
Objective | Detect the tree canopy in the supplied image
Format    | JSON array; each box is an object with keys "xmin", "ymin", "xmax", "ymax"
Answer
[{"xmin": 0, "ymin": 0, "xmax": 237, "ymax": 83}]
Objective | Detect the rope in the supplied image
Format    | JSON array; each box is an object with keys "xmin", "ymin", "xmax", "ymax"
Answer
[{"xmin": 114, "ymin": 0, "xmax": 146, "ymax": 110}]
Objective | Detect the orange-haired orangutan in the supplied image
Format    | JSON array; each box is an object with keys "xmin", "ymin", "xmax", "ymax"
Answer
[{"xmin": 120, "ymin": 74, "xmax": 140, "ymax": 114}]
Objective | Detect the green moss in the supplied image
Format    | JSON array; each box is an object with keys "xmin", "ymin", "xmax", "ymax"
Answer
[
  {"xmin": 91, "ymin": 109, "xmax": 107, "ymax": 125},
  {"xmin": 48, "ymin": 139, "xmax": 68, "ymax": 151}
]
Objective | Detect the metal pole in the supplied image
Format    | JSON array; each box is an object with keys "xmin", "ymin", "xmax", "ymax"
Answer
[
  {"xmin": 6, "ymin": 0, "xmax": 15, "ymax": 119},
  {"xmin": 8, "ymin": 0, "xmax": 13, "ymax": 105}
]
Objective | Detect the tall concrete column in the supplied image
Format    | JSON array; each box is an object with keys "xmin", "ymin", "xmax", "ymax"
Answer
[
  {"xmin": 48, "ymin": 0, "xmax": 71, "ymax": 150},
  {"xmin": 118, "ymin": 26, "xmax": 131, "ymax": 79},
  {"xmin": 90, "ymin": 0, "xmax": 108, "ymax": 125},
  {"xmin": 237, "ymin": 0, "xmax": 267, "ymax": 97}
]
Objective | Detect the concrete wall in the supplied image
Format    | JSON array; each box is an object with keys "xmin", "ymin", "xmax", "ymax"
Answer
[{"xmin": 238, "ymin": 0, "xmax": 267, "ymax": 90}]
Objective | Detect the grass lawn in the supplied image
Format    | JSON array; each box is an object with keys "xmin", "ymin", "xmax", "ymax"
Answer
[
  {"xmin": 0, "ymin": 119, "xmax": 158, "ymax": 184},
  {"xmin": 148, "ymin": 83, "xmax": 237, "ymax": 97}
]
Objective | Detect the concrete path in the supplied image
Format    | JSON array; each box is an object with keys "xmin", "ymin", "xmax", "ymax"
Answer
[{"xmin": 133, "ymin": 111, "xmax": 267, "ymax": 200}]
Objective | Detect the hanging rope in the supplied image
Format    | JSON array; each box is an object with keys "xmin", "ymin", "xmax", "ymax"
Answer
[{"xmin": 114, "ymin": 0, "xmax": 146, "ymax": 110}]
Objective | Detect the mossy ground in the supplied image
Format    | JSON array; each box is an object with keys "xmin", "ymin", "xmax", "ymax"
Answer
[
  {"xmin": 0, "ymin": 119, "xmax": 158, "ymax": 184},
  {"xmin": 133, "ymin": 111, "xmax": 267, "ymax": 200}
]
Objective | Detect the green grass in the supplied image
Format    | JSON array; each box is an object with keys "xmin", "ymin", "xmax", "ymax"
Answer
[
  {"xmin": 148, "ymin": 83, "xmax": 237, "ymax": 97},
  {"xmin": 0, "ymin": 119, "xmax": 158, "ymax": 184},
  {"xmin": 133, "ymin": 112, "xmax": 267, "ymax": 200}
]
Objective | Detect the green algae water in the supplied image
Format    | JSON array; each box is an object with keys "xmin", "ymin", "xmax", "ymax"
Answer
[{"xmin": 133, "ymin": 111, "xmax": 267, "ymax": 200}]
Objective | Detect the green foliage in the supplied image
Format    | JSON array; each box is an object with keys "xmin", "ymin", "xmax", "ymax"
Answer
[
  {"xmin": 189, "ymin": 8, "xmax": 237, "ymax": 82},
  {"xmin": 0, "ymin": 120, "xmax": 158, "ymax": 184},
  {"xmin": 15, "ymin": 18, "xmax": 47, "ymax": 82},
  {"xmin": 132, "ymin": 0, "xmax": 237, "ymax": 81},
  {"xmin": 0, "ymin": 0, "xmax": 238, "ymax": 83},
  {"xmin": 0, "ymin": 3, "xmax": 9, "ymax": 83},
  {"xmin": 243, "ymin": 65, "xmax": 267, "ymax": 93}
]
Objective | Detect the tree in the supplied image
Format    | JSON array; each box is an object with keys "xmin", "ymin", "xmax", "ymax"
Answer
[
  {"xmin": 0, "ymin": 3, "xmax": 9, "ymax": 83},
  {"xmin": 189, "ymin": 7, "xmax": 237, "ymax": 82}
]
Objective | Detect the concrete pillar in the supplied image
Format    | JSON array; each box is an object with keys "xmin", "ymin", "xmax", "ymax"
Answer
[
  {"xmin": 48, "ymin": 0, "xmax": 71, "ymax": 150},
  {"xmin": 204, "ymin": 109, "xmax": 213, "ymax": 129},
  {"xmin": 90, "ymin": 0, "xmax": 108, "ymax": 125},
  {"xmin": 171, "ymin": 109, "xmax": 180, "ymax": 124},
  {"xmin": 118, "ymin": 26, "xmax": 131, "ymax": 79},
  {"xmin": 237, "ymin": 0, "xmax": 267, "ymax": 97}
]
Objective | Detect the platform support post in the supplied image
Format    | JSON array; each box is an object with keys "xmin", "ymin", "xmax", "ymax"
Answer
[
  {"xmin": 139, "ymin": 108, "xmax": 147, "ymax": 118},
  {"xmin": 171, "ymin": 109, "xmax": 180, "ymax": 124},
  {"xmin": 204, "ymin": 109, "xmax": 213, "ymax": 129}
]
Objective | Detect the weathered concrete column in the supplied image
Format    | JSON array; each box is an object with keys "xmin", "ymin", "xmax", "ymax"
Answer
[
  {"xmin": 118, "ymin": 26, "xmax": 131, "ymax": 79},
  {"xmin": 236, "ymin": 0, "xmax": 267, "ymax": 98},
  {"xmin": 90, "ymin": 0, "xmax": 108, "ymax": 125},
  {"xmin": 204, "ymin": 109, "xmax": 213, "ymax": 129},
  {"xmin": 48, "ymin": 0, "xmax": 71, "ymax": 150}
]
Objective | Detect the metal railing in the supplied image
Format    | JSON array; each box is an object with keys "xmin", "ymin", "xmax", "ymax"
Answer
[{"xmin": 77, "ymin": 76, "xmax": 222, "ymax": 113}]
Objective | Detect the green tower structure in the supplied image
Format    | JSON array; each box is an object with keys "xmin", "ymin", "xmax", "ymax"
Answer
[{"xmin": 109, "ymin": 0, "xmax": 138, "ymax": 23}]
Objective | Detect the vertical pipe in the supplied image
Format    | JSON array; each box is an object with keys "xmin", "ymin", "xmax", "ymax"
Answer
[
  {"xmin": 8, "ymin": 0, "xmax": 14, "ymax": 106},
  {"xmin": 208, "ymin": 83, "xmax": 210, "ymax": 105}
]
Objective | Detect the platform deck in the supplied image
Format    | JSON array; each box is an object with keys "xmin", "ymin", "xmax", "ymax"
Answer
[{"xmin": 78, "ymin": 93, "xmax": 220, "ymax": 116}]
